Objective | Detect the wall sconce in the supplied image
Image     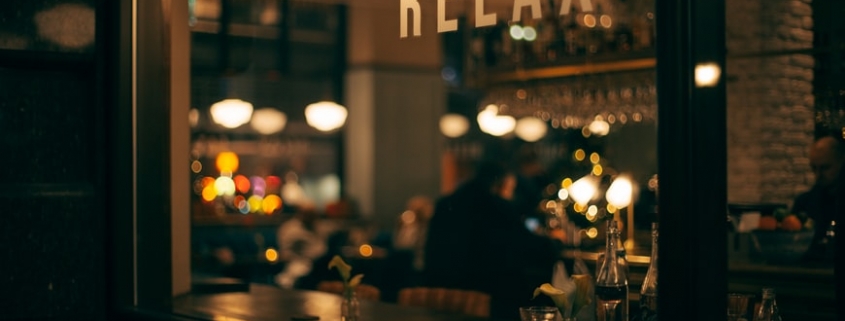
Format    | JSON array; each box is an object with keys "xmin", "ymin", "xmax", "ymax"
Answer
[
  {"xmin": 695, "ymin": 62, "xmax": 721, "ymax": 87},
  {"xmin": 250, "ymin": 108, "xmax": 287, "ymax": 135},
  {"xmin": 515, "ymin": 116, "xmax": 547, "ymax": 142},
  {"xmin": 210, "ymin": 98, "xmax": 254, "ymax": 129},
  {"xmin": 477, "ymin": 104, "xmax": 515, "ymax": 137},
  {"xmin": 305, "ymin": 101, "xmax": 347, "ymax": 132},
  {"xmin": 439, "ymin": 113, "xmax": 469, "ymax": 138}
]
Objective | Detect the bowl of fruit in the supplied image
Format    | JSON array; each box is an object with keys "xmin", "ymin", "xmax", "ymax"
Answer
[{"xmin": 749, "ymin": 209, "xmax": 815, "ymax": 264}]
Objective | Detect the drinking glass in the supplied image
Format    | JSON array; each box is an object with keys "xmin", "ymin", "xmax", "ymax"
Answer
[
  {"xmin": 727, "ymin": 293, "xmax": 751, "ymax": 321},
  {"xmin": 519, "ymin": 306, "xmax": 562, "ymax": 321}
]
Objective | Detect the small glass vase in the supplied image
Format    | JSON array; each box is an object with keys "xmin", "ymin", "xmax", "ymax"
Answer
[{"xmin": 341, "ymin": 290, "xmax": 360, "ymax": 321}]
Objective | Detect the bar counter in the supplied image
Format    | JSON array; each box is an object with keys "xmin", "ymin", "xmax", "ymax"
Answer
[{"xmin": 562, "ymin": 247, "xmax": 835, "ymax": 320}]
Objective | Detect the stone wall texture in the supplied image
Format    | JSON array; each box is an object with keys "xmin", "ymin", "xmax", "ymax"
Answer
[{"xmin": 726, "ymin": 0, "xmax": 815, "ymax": 206}]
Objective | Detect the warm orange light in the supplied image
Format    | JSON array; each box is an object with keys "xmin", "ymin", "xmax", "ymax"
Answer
[
  {"xmin": 216, "ymin": 151, "xmax": 239, "ymax": 173},
  {"xmin": 201, "ymin": 176, "xmax": 216, "ymax": 188},
  {"xmin": 234, "ymin": 175, "xmax": 251, "ymax": 194},
  {"xmin": 359, "ymin": 244, "xmax": 374, "ymax": 257},
  {"xmin": 191, "ymin": 160, "xmax": 203, "ymax": 173},
  {"xmin": 262, "ymin": 195, "xmax": 282, "ymax": 214},
  {"xmin": 561, "ymin": 178, "xmax": 573, "ymax": 188},
  {"xmin": 574, "ymin": 149, "xmax": 585, "ymax": 161},
  {"xmin": 201, "ymin": 185, "xmax": 217, "ymax": 202},
  {"xmin": 265, "ymin": 248, "xmax": 279, "ymax": 262},
  {"xmin": 586, "ymin": 227, "xmax": 598, "ymax": 238}
]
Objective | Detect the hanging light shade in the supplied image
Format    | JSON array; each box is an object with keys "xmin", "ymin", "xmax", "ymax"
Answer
[
  {"xmin": 305, "ymin": 101, "xmax": 347, "ymax": 132},
  {"xmin": 439, "ymin": 113, "xmax": 470, "ymax": 138},
  {"xmin": 250, "ymin": 108, "xmax": 287, "ymax": 135},
  {"xmin": 477, "ymin": 104, "xmax": 515, "ymax": 137},
  {"xmin": 514, "ymin": 116, "xmax": 547, "ymax": 142},
  {"xmin": 210, "ymin": 98, "xmax": 254, "ymax": 129}
]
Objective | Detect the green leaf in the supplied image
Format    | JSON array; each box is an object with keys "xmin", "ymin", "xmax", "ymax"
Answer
[
  {"xmin": 328, "ymin": 255, "xmax": 351, "ymax": 282},
  {"xmin": 348, "ymin": 274, "xmax": 364, "ymax": 287},
  {"xmin": 570, "ymin": 274, "xmax": 592, "ymax": 316},
  {"xmin": 533, "ymin": 283, "xmax": 569, "ymax": 316}
]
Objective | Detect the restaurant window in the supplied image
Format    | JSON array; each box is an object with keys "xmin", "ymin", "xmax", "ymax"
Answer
[
  {"xmin": 185, "ymin": 0, "xmax": 664, "ymax": 309},
  {"xmin": 120, "ymin": 0, "xmax": 841, "ymax": 320},
  {"xmin": 723, "ymin": 0, "xmax": 840, "ymax": 319}
]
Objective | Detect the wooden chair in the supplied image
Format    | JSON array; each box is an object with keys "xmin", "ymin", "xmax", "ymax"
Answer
[
  {"xmin": 396, "ymin": 287, "xmax": 491, "ymax": 318},
  {"xmin": 315, "ymin": 280, "xmax": 382, "ymax": 301}
]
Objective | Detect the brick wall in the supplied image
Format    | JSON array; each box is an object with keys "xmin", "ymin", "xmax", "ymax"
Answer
[{"xmin": 726, "ymin": 0, "xmax": 815, "ymax": 206}]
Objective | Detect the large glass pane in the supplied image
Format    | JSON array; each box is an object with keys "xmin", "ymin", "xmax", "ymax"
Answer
[
  {"xmin": 725, "ymin": 0, "xmax": 839, "ymax": 320},
  {"xmin": 185, "ymin": 0, "xmax": 660, "ymax": 319}
]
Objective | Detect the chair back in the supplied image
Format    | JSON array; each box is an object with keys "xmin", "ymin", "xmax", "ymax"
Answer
[
  {"xmin": 396, "ymin": 287, "xmax": 490, "ymax": 318},
  {"xmin": 316, "ymin": 280, "xmax": 381, "ymax": 301}
]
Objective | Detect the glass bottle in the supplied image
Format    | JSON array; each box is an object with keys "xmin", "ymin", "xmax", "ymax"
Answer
[
  {"xmin": 753, "ymin": 288, "xmax": 781, "ymax": 321},
  {"xmin": 595, "ymin": 220, "xmax": 629, "ymax": 321},
  {"xmin": 341, "ymin": 289, "xmax": 360, "ymax": 321},
  {"xmin": 636, "ymin": 223, "xmax": 658, "ymax": 321}
]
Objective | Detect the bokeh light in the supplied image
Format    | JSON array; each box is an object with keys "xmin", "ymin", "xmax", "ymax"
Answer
[
  {"xmin": 234, "ymin": 175, "xmax": 251, "ymax": 194},
  {"xmin": 201, "ymin": 185, "xmax": 217, "ymax": 202},
  {"xmin": 214, "ymin": 176, "xmax": 236, "ymax": 196},
  {"xmin": 583, "ymin": 14, "xmax": 597, "ymax": 28},
  {"xmin": 251, "ymin": 176, "xmax": 267, "ymax": 197},
  {"xmin": 216, "ymin": 151, "xmax": 239, "ymax": 173},
  {"xmin": 262, "ymin": 194, "xmax": 282, "ymax": 214},
  {"xmin": 248, "ymin": 195, "xmax": 264, "ymax": 213},
  {"xmin": 265, "ymin": 176, "xmax": 281, "ymax": 195},
  {"xmin": 574, "ymin": 149, "xmax": 585, "ymax": 161},
  {"xmin": 557, "ymin": 188, "xmax": 569, "ymax": 201},
  {"xmin": 265, "ymin": 248, "xmax": 279, "ymax": 263},
  {"xmin": 590, "ymin": 152, "xmax": 600, "ymax": 164},
  {"xmin": 191, "ymin": 160, "xmax": 202, "ymax": 173},
  {"xmin": 359, "ymin": 244, "xmax": 374, "ymax": 257},
  {"xmin": 561, "ymin": 177, "xmax": 573, "ymax": 188},
  {"xmin": 586, "ymin": 227, "xmax": 598, "ymax": 238}
]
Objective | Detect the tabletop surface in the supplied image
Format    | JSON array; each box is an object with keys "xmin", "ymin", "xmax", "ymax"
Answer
[{"xmin": 172, "ymin": 284, "xmax": 497, "ymax": 321}]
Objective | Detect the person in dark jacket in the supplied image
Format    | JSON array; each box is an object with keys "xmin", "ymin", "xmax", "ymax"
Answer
[
  {"xmin": 791, "ymin": 134, "xmax": 843, "ymax": 263},
  {"xmin": 423, "ymin": 160, "xmax": 562, "ymax": 320}
]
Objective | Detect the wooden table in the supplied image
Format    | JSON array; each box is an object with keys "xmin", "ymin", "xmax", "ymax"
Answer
[{"xmin": 171, "ymin": 284, "xmax": 496, "ymax": 321}]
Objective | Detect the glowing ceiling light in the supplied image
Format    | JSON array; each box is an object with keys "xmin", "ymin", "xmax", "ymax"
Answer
[
  {"xmin": 477, "ymin": 104, "xmax": 515, "ymax": 137},
  {"xmin": 439, "ymin": 113, "xmax": 470, "ymax": 138},
  {"xmin": 210, "ymin": 98, "xmax": 254, "ymax": 128},
  {"xmin": 250, "ymin": 108, "xmax": 287, "ymax": 135},
  {"xmin": 305, "ymin": 101, "xmax": 347, "ymax": 132},
  {"xmin": 514, "ymin": 117, "xmax": 547, "ymax": 142}
]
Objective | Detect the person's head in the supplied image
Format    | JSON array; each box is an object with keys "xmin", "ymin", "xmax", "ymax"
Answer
[
  {"xmin": 468, "ymin": 160, "xmax": 517, "ymax": 200},
  {"xmin": 809, "ymin": 135, "xmax": 845, "ymax": 188}
]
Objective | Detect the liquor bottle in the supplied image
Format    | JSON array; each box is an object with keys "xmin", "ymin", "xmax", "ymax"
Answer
[
  {"xmin": 596, "ymin": 220, "xmax": 629, "ymax": 321},
  {"xmin": 635, "ymin": 223, "xmax": 658, "ymax": 321},
  {"xmin": 753, "ymin": 288, "xmax": 782, "ymax": 321}
]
